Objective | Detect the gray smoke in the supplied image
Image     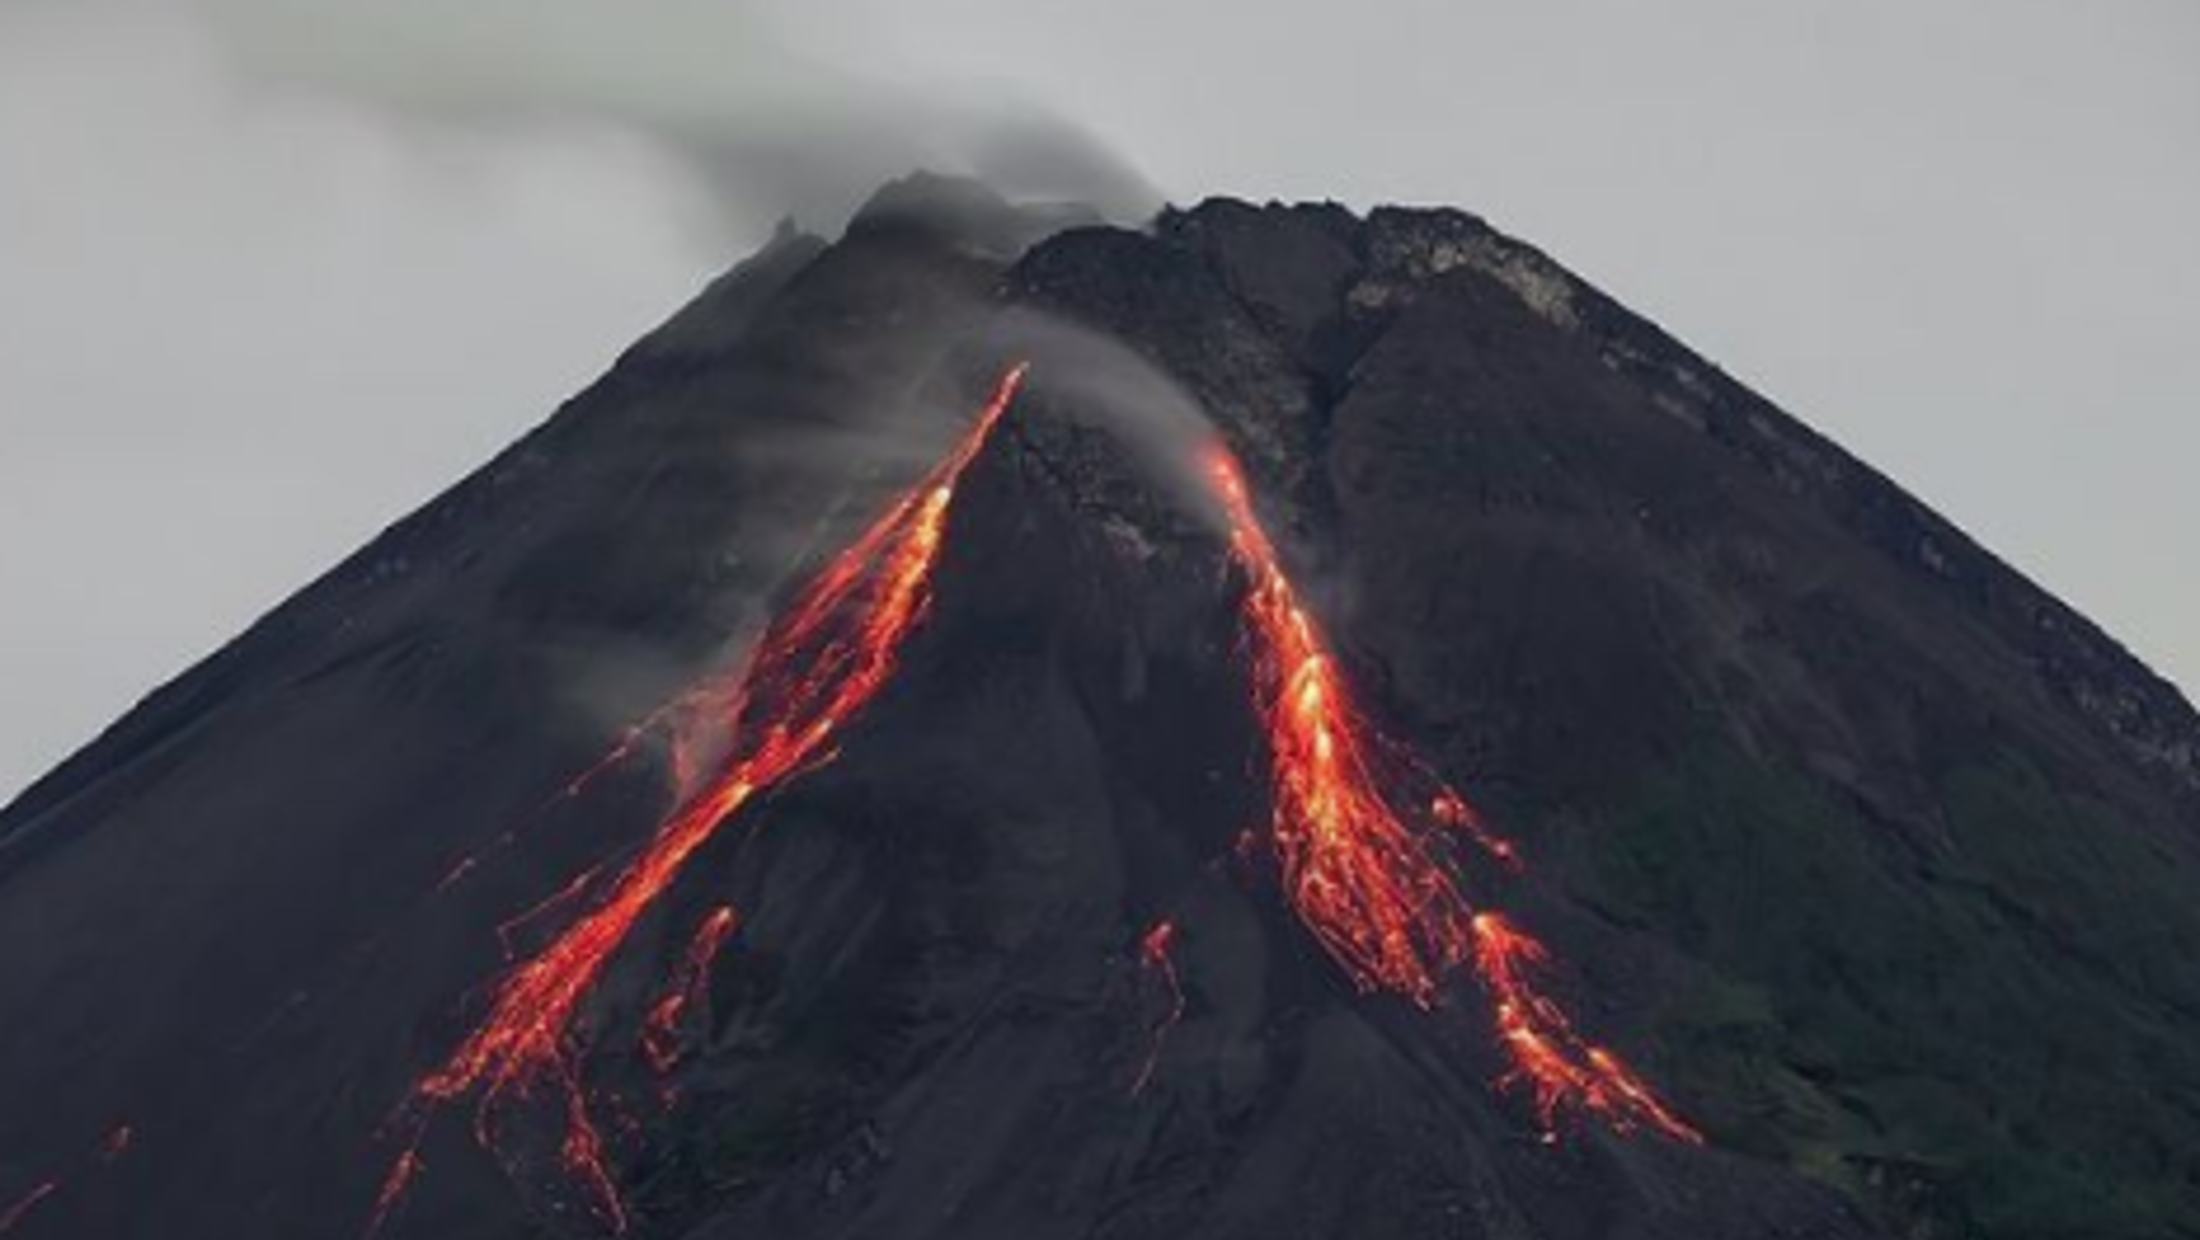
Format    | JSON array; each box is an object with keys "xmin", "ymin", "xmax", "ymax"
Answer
[
  {"xmin": 988, "ymin": 310, "xmax": 1230, "ymax": 514},
  {"xmin": 196, "ymin": 0, "xmax": 1163, "ymax": 239}
]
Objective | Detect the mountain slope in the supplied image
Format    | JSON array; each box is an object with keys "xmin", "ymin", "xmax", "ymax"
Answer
[{"xmin": 1, "ymin": 181, "xmax": 2193, "ymax": 1240}]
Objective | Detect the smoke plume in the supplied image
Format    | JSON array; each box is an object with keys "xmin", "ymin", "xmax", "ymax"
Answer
[{"xmin": 196, "ymin": 0, "xmax": 1163, "ymax": 239}]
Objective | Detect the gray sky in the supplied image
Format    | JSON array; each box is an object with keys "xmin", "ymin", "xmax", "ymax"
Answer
[{"xmin": 2, "ymin": 0, "xmax": 2195, "ymax": 804}]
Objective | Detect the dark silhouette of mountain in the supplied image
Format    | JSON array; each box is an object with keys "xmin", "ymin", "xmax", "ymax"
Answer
[{"xmin": 3, "ymin": 176, "xmax": 2195, "ymax": 1240}]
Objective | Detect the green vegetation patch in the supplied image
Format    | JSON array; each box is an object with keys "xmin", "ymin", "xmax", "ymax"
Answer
[{"xmin": 1573, "ymin": 740, "xmax": 2200, "ymax": 1240}]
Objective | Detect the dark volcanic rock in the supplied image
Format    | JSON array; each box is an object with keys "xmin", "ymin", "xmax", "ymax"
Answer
[{"xmin": 2, "ymin": 186, "xmax": 2194, "ymax": 1240}]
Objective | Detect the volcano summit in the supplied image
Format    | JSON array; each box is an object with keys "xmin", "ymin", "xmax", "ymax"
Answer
[{"xmin": 2, "ymin": 179, "xmax": 2196, "ymax": 1240}]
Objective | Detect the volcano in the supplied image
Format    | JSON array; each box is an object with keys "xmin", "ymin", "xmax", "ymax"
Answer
[{"xmin": 3, "ymin": 178, "xmax": 2197, "ymax": 1240}]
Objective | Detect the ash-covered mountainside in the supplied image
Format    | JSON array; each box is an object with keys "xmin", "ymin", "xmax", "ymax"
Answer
[{"xmin": 2, "ymin": 177, "xmax": 2196, "ymax": 1240}]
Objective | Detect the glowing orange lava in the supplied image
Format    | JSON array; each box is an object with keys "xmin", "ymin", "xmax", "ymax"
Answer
[
  {"xmin": 1203, "ymin": 445, "xmax": 1697, "ymax": 1144},
  {"xmin": 1204, "ymin": 449, "xmax": 1484, "ymax": 1006},
  {"xmin": 364, "ymin": 1149, "xmax": 423, "ymax": 1240},
  {"xmin": 1472, "ymin": 912, "xmax": 1700, "ymax": 1141},
  {"xmin": 1129, "ymin": 918, "xmax": 1186, "ymax": 1097},
  {"xmin": 374, "ymin": 364, "xmax": 1028, "ymax": 1234},
  {"xmin": 641, "ymin": 905, "xmax": 740, "ymax": 1077}
]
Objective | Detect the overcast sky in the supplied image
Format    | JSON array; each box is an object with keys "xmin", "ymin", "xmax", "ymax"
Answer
[{"xmin": 2, "ymin": 1, "xmax": 2195, "ymax": 803}]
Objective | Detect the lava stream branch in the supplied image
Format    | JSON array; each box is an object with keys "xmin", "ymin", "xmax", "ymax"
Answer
[
  {"xmin": 0, "ymin": 1122, "xmax": 137, "ymax": 1237},
  {"xmin": 641, "ymin": 905, "xmax": 740, "ymax": 1078},
  {"xmin": 1201, "ymin": 446, "xmax": 1698, "ymax": 1144},
  {"xmin": 1203, "ymin": 448, "xmax": 1484, "ymax": 1005},
  {"xmin": 1128, "ymin": 918, "xmax": 1187, "ymax": 1097},
  {"xmin": 372, "ymin": 364, "xmax": 1028, "ymax": 1236},
  {"xmin": 0, "ymin": 1184, "xmax": 55, "ymax": 1238},
  {"xmin": 427, "ymin": 669, "xmax": 751, "ymax": 902},
  {"xmin": 1471, "ymin": 912, "xmax": 1700, "ymax": 1141}
]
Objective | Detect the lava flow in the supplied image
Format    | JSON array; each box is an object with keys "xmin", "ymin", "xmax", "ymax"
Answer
[
  {"xmin": 1203, "ymin": 448, "xmax": 1487, "ymax": 1005},
  {"xmin": 1202, "ymin": 446, "xmax": 1698, "ymax": 1144},
  {"xmin": 1128, "ymin": 918, "xmax": 1187, "ymax": 1097},
  {"xmin": 0, "ymin": 1123, "xmax": 137, "ymax": 1237},
  {"xmin": 640, "ymin": 905, "xmax": 740, "ymax": 1077},
  {"xmin": 427, "ymin": 668, "xmax": 750, "ymax": 902},
  {"xmin": 1472, "ymin": 912, "xmax": 1700, "ymax": 1141},
  {"xmin": 372, "ymin": 364, "xmax": 1027, "ymax": 1236},
  {"xmin": 0, "ymin": 1184, "xmax": 55, "ymax": 1237}
]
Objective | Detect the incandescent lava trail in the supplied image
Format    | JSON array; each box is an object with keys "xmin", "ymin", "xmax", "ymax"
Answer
[
  {"xmin": 641, "ymin": 905, "xmax": 740, "ymax": 1078},
  {"xmin": 0, "ymin": 1184, "xmax": 55, "ymax": 1237},
  {"xmin": 1472, "ymin": 911, "xmax": 1699, "ymax": 1141},
  {"xmin": 1128, "ymin": 918, "xmax": 1186, "ymax": 1097},
  {"xmin": 1202, "ymin": 447, "xmax": 1488, "ymax": 1006},
  {"xmin": 0, "ymin": 1123, "xmax": 137, "ymax": 1238},
  {"xmin": 1202, "ymin": 445, "xmax": 1698, "ymax": 1144},
  {"xmin": 374, "ymin": 364, "xmax": 1028, "ymax": 1234}
]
